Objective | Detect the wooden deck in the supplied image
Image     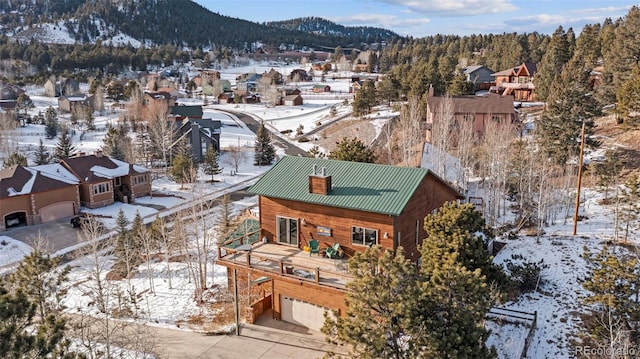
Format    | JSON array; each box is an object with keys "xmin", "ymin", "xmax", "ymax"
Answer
[{"xmin": 217, "ymin": 242, "xmax": 351, "ymax": 289}]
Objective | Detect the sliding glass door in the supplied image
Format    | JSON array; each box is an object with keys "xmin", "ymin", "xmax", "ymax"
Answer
[{"xmin": 277, "ymin": 216, "xmax": 299, "ymax": 246}]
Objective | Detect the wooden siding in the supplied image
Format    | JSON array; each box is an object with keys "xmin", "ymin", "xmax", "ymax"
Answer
[
  {"xmin": 394, "ymin": 174, "xmax": 462, "ymax": 262},
  {"xmin": 259, "ymin": 196, "xmax": 395, "ymax": 257},
  {"xmin": 226, "ymin": 267, "xmax": 346, "ymax": 321}
]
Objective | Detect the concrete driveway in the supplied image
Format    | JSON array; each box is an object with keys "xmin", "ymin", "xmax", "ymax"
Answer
[
  {"xmin": 3, "ymin": 215, "xmax": 83, "ymax": 252},
  {"xmin": 153, "ymin": 322, "xmax": 346, "ymax": 359}
]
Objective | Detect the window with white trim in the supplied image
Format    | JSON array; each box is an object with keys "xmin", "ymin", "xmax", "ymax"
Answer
[
  {"xmin": 93, "ymin": 182, "xmax": 110, "ymax": 195},
  {"xmin": 352, "ymin": 226, "xmax": 377, "ymax": 246}
]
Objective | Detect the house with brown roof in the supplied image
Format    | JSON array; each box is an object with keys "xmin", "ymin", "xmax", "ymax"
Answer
[
  {"xmin": 424, "ymin": 93, "xmax": 516, "ymax": 142},
  {"xmin": 217, "ymin": 156, "xmax": 463, "ymax": 330},
  {"xmin": 58, "ymin": 95, "xmax": 94, "ymax": 114},
  {"xmin": 0, "ymin": 82, "xmax": 25, "ymax": 100},
  {"xmin": 490, "ymin": 62, "xmax": 537, "ymax": 101},
  {"xmin": 282, "ymin": 94, "xmax": 303, "ymax": 106},
  {"xmin": 60, "ymin": 152, "xmax": 151, "ymax": 209},
  {"xmin": 312, "ymin": 84, "xmax": 331, "ymax": 93},
  {"xmin": 44, "ymin": 77, "xmax": 80, "ymax": 98},
  {"xmin": 0, "ymin": 164, "xmax": 80, "ymax": 230}
]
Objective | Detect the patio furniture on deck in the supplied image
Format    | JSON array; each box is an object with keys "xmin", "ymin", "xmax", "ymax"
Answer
[
  {"xmin": 309, "ymin": 239, "xmax": 320, "ymax": 256},
  {"xmin": 325, "ymin": 243, "xmax": 342, "ymax": 259}
]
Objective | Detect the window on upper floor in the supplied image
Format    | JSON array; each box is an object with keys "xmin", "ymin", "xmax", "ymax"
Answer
[{"xmin": 352, "ymin": 226, "xmax": 378, "ymax": 247}]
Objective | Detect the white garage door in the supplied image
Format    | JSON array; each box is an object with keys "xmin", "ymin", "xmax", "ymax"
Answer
[
  {"xmin": 281, "ymin": 296, "xmax": 333, "ymax": 332},
  {"xmin": 40, "ymin": 202, "xmax": 75, "ymax": 223}
]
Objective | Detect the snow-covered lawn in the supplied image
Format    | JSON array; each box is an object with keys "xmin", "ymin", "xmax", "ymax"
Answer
[
  {"xmin": 488, "ymin": 188, "xmax": 621, "ymax": 359},
  {"xmin": 0, "ymin": 235, "xmax": 33, "ymax": 269}
]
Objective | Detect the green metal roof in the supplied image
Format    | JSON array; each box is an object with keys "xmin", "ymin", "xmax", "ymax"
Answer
[{"xmin": 249, "ymin": 156, "xmax": 429, "ymax": 216}]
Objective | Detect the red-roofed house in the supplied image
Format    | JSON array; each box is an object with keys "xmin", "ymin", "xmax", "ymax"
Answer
[
  {"xmin": 60, "ymin": 152, "xmax": 151, "ymax": 209},
  {"xmin": 0, "ymin": 164, "xmax": 80, "ymax": 230}
]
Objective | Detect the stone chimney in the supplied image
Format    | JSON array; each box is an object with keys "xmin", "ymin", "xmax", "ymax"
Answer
[{"xmin": 308, "ymin": 165, "xmax": 332, "ymax": 195}]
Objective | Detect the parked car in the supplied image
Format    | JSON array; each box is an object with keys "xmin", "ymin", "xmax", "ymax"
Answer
[{"xmin": 70, "ymin": 214, "xmax": 104, "ymax": 231}]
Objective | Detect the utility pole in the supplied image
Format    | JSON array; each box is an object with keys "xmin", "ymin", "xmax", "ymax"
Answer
[
  {"xmin": 573, "ymin": 122, "xmax": 586, "ymax": 236},
  {"xmin": 233, "ymin": 268, "xmax": 240, "ymax": 335}
]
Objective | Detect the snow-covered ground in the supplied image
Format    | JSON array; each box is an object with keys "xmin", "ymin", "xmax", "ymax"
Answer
[{"xmin": 487, "ymin": 188, "xmax": 620, "ymax": 359}]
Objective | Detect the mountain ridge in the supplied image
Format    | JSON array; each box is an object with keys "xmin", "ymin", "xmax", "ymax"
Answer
[{"xmin": 1, "ymin": 0, "xmax": 401, "ymax": 49}]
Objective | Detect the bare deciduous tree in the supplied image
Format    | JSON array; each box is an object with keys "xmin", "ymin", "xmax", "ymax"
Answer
[
  {"xmin": 430, "ymin": 95, "xmax": 455, "ymax": 175},
  {"xmin": 398, "ymin": 95, "xmax": 424, "ymax": 167}
]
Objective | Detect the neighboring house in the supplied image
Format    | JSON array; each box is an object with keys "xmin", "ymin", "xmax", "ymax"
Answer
[
  {"xmin": 312, "ymin": 84, "xmax": 331, "ymax": 93},
  {"xmin": 217, "ymin": 156, "xmax": 463, "ymax": 330},
  {"xmin": 144, "ymin": 91, "xmax": 177, "ymax": 107},
  {"xmin": 236, "ymin": 80, "xmax": 258, "ymax": 92},
  {"xmin": 157, "ymin": 87, "xmax": 182, "ymax": 99},
  {"xmin": 0, "ymin": 82, "xmax": 25, "ymax": 100},
  {"xmin": 202, "ymin": 80, "xmax": 232, "ymax": 96},
  {"xmin": 60, "ymin": 153, "xmax": 151, "ymax": 209},
  {"xmin": 349, "ymin": 80, "xmax": 363, "ymax": 93},
  {"xmin": 462, "ymin": 65, "xmax": 495, "ymax": 91},
  {"xmin": 217, "ymin": 92, "xmax": 234, "ymax": 104},
  {"xmin": 424, "ymin": 93, "xmax": 516, "ymax": 142},
  {"xmin": 490, "ymin": 62, "xmax": 537, "ymax": 101},
  {"xmin": 262, "ymin": 68, "xmax": 284, "ymax": 85},
  {"xmin": 170, "ymin": 105, "xmax": 203, "ymax": 121},
  {"xmin": 283, "ymin": 94, "xmax": 303, "ymax": 106},
  {"xmin": 172, "ymin": 118, "xmax": 222, "ymax": 163},
  {"xmin": 44, "ymin": 77, "xmax": 80, "ymax": 97},
  {"xmin": 0, "ymin": 164, "xmax": 80, "ymax": 231},
  {"xmin": 289, "ymin": 69, "xmax": 312, "ymax": 81},
  {"xmin": 58, "ymin": 95, "xmax": 94, "ymax": 114}
]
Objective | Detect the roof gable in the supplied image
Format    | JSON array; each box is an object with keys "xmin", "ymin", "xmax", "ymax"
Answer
[{"xmin": 249, "ymin": 156, "xmax": 430, "ymax": 216}]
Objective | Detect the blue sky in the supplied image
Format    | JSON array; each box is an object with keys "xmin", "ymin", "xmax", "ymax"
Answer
[{"xmin": 194, "ymin": 0, "xmax": 634, "ymax": 37}]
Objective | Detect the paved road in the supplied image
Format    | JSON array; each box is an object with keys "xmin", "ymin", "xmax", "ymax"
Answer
[{"xmin": 221, "ymin": 110, "xmax": 309, "ymax": 157}]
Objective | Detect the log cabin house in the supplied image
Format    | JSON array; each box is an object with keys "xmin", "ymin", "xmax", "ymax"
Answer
[{"xmin": 217, "ymin": 156, "xmax": 463, "ymax": 331}]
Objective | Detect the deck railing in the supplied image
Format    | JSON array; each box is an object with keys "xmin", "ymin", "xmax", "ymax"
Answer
[{"xmin": 217, "ymin": 245, "xmax": 351, "ymax": 290}]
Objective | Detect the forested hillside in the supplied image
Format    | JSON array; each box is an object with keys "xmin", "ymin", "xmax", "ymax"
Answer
[{"xmin": 0, "ymin": 0, "xmax": 393, "ymax": 49}]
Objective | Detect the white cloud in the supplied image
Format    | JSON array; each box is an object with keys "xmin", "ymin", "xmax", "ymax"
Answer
[{"xmin": 374, "ymin": 0, "xmax": 518, "ymax": 16}]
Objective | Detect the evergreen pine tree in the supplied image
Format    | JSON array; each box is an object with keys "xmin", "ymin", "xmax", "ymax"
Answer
[
  {"xmin": 352, "ymin": 80, "xmax": 377, "ymax": 116},
  {"xmin": 102, "ymin": 126, "xmax": 126, "ymax": 161},
  {"xmin": 322, "ymin": 246, "xmax": 424, "ymax": 358},
  {"xmin": 113, "ymin": 208, "xmax": 138, "ymax": 278},
  {"xmin": 44, "ymin": 106, "xmax": 58, "ymax": 140},
  {"xmin": 447, "ymin": 73, "xmax": 475, "ymax": 95},
  {"xmin": 3, "ymin": 152, "xmax": 28, "ymax": 168},
  {"xmin": 535, "ymin": 26, "xmax": 572, "ymax": 101},
  {"xmin": 421, "ymin": 202, "xmax": 508, "ymax": 288},
  {"xmin": 254, "ymin": 121, "xmax": 275, "ymax": 166},
  {"xmin": 616, "ymin": 63, "xmax": 640, "ymax": 126},
  {"xmin": 84, "ymin": 108, "xmax": 95, "ymax": 131},
  {"xmin": 202, "ymin": 144, "xmax": 222, "ymax": 182},
  {"xmin": 0, "ymin": 285, "xmax": 71, "ymax": 358},
  {"xmin": 418, "ymin": 250, "xmax": 497, "ymax": 359},
  {"xmin": 53, "ymin": 127, "xmax": 77, "ymax": 162},
  {"xmin": 536, "ymin": 56, "xmax": 601, "ymax": 165},
  {"xmin": 328, "ymin": 137, "xmax": 377, "ymax": 163},
  {"xmin": 582, "ymin": 246, "xmax": 639, "ymax": 342},
  {"xmin": 169, "ymin": 152, "xmax": 195, "ymax": 187},
  {"xmin": 8, "ymin": 247, "xmax": 71, "ymax": 322},
  {"xmin": 34, "ymin": 138, "xmax": 51, "ymax": 165}
]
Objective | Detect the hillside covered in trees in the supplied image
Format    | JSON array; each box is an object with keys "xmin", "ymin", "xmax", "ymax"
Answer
[{"xmin": 0, "ymin": 0, "xmax": 400, "ymax": 49}]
